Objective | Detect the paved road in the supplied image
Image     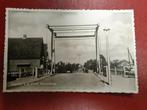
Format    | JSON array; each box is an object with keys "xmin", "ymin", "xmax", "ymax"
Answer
[{"xmin": 9, "ymin": 73, "xmax": 105, "ymax": 92}]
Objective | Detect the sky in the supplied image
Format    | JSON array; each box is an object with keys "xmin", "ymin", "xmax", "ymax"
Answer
[{"xmin": 7, "ymin": 9, "xmax": 136, "ymax": 64}]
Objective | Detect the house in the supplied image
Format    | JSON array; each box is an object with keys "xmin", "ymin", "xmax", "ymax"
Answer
[
  {"xmin": 118, "ymin": 60, "xmax": 130, "ymax": 67},
  {"xmin": 8, "ymin": 36, "xmax": 48, "ymax": 80},
  {"xmin": 118, "ymin": 60, "xmax": 135, "ymax": 77}
]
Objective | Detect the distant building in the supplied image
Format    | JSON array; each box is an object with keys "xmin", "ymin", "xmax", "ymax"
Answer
[
  {"xmin": 118, "ymin": 60, "xmax": 135, "ymax": 77},
  {"xmin": 8, "ymin": 36, "xmax": 48, "ymax": 79},
  {"xmin": 118, "ymin": 60, "xmax": 130, "ymax": 67}
]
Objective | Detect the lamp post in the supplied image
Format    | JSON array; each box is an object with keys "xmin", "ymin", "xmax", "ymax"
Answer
[{"xmin": 103, "ymin": 28, "xmax": 111, "ymax": 85}]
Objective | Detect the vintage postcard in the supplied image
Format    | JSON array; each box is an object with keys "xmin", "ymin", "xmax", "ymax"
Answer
[{"xmin": 3, "ymin": 8, "xmax": 138, "ymax": 93}]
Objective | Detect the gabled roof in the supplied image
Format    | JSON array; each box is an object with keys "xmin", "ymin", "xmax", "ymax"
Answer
[
  {"xmin": 8, "ymin": 38, "xmax": 44, "ymax": 59},
  {"xmin": 118, "ymin": 60, "xmax": 129, "ymax": 67}
]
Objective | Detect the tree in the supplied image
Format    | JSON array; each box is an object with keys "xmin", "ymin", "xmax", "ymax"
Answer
[
  {"xmin": 110, "ymin": 59, "xmax": 119, "ymax": 68},
  {"xmin": 55, "ymin": 61, "xmax": 80, "ymax": 73},
  {"xmin": 84, "ymin": 54, "xmax": 107, "ymax": 73},
  {"xmin": 55, "ymin": 61, "xmax": 66, "ymax": 73}
]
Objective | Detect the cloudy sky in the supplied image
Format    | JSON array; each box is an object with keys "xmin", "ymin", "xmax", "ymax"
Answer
[{"xmin": 7, "ymin": 9, "xmax": 136, "ymax": 64}]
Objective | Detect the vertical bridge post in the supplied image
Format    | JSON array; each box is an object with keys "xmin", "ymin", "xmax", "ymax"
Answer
[
  {"xmin": 95, "ymin": 25, "xmax": 101, "ymax": 74},
  {"xmin": 47, "ymin": 25, "xmax": 54, "ymax": 75}
]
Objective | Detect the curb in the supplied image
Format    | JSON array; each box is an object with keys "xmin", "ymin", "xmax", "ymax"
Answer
[{"xmin": 7, "ymin": 75, "xmax": 50, "ymax": 88}]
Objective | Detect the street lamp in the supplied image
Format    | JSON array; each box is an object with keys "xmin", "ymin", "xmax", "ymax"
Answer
[{"xmin": 103, "ymin": 28, "xmax": 111, "ymax": 85}]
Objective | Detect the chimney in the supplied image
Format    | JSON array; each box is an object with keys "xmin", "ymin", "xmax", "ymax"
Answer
[{"xmin": 22, "ymin": 34, "xmax": 27, "ymax": 39}]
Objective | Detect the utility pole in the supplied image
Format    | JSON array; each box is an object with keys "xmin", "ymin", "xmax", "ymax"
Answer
[
  {"xmin": 51, "ymin": 31, "xmax": 54, "ymax": 75},
  {"xmin": 103, "ymin": 28, "xmax": 111, "ymax": 85},
  {"xmin": 95, "ymin": 26, "xmax": 98, "ymax": 73},
  {"xmin": 53, "ymin": 33, "xmax": 56, "ymax": 73}
]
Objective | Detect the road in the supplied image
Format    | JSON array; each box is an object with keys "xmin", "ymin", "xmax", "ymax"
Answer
[{"xmin": 9, "ymin": 72, "xmax": 105, "ymax": 92}]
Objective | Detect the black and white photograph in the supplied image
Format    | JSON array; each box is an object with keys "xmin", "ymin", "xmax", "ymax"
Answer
[{"xmin": 3, "ymin": 8, "xmax": 138, "ymax": 93}]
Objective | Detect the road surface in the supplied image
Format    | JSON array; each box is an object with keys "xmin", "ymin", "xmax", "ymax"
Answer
[{"xmin": 8, "ymin": 72, "xmax": 105, "ymax": 92}]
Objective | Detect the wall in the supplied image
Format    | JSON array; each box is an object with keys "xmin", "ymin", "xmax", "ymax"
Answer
[{"xmin": 8, "ymin": 59, "xmax": 40, "ymax": 72}]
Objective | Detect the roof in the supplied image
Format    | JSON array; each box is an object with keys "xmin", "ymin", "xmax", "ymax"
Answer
[
  {"xmin": 8, "ymin": 38, "xmax": 44, "ymax": 59},
  {"xmin": 118, "ymin": 60, "xmax": 129, "ymax": 67}
]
